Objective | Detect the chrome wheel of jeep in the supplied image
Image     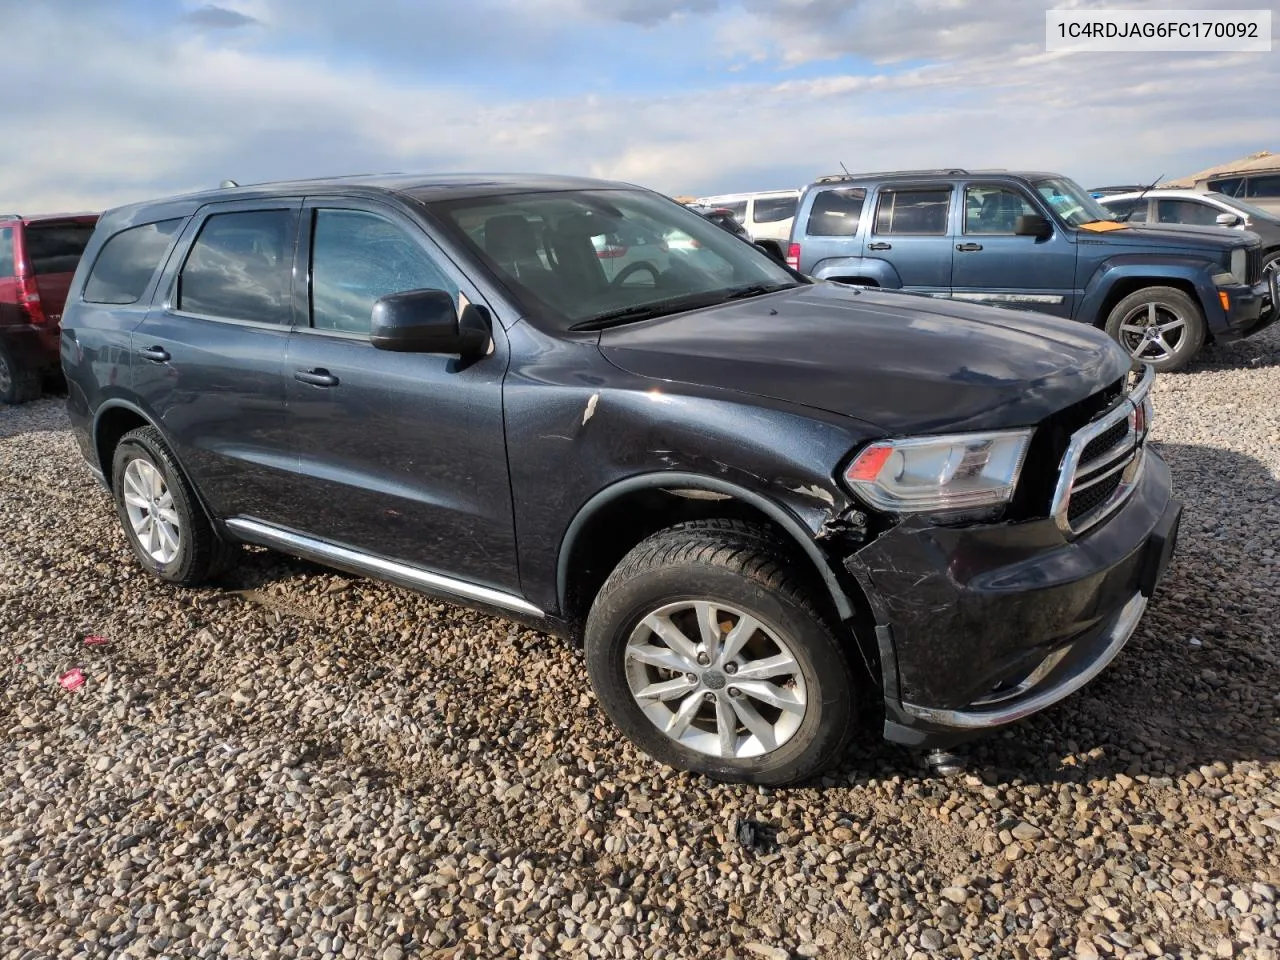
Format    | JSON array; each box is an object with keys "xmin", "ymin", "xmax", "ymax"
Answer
[
  {"xmin": 624, "ymin": 600, "xmax": 808, "ymax": 759},
  {"xmin": 122, "ymin": 458, "xmax": 182, "ymax": 564},
  {"xmin": 1116, "ymin": 301, "xmax": 1186, "ymax": 363}
]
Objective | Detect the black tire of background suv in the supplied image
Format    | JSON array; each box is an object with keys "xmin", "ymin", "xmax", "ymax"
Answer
[
  {"xmin": 110, "ymin": 426, "xmax": 237, "ymax": 586},
  {"xmin": 1103, "ymin": 285, "xmax": 1206, "ymax": 374},
  {"xmin": 0, "ymin": 341, "xmax": 42, "ymax": 404},
  {"xmin": 584, "ymin": 519, "xmax": 860, "ymax": 786}
]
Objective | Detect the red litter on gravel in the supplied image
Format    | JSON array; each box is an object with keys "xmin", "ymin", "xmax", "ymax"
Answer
[
  {"xmin": 83, "ymin": 635, "xmax": 109, "ymax": 646},
  {"xmin": 59, "ymin": 668, "xmax": 86, "ymax": 691}
]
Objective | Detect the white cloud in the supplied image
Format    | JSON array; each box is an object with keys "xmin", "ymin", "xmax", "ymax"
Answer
[{"xmin": 0, "ymin": 1, "xmax": 1275, "ymax": 212}]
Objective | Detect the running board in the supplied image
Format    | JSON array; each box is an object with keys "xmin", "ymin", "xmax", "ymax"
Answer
[{"xmin": 224, "ymin": 517, "xmax": 544, "ymax": 618}]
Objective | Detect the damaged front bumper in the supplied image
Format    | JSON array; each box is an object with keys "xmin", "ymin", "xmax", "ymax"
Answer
[{"xmin": 843, "ymin": 448, "xmax": 1180, "ymax": 748}]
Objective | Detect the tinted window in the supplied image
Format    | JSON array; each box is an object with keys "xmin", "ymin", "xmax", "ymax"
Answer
[
  {"xmin": 1209, "ymin": 177, "xmax": 1244, "ymax": 197},
  {"xmin": 805, "ymin": 188, "xmax": 866, "ymax": 237},
  {"xmin": 24, "ymin": 223, "xmax": 96, "ymax": 276},
  {"xmin": 1246, "ymin": 175, "xmax": 1280, "ymax": 199},
  {"xmin": 1156, "ymin": 199, "xmax": 1223, "ymax": 226},
  {"xmin": 83, "ymin": 219, "xmax": 184, "ymax": 305},
  {"xmin": 1104, "ymin": 198, "xmax": 1148, "ymax": 223},
  {"xmin": 874, "ymin": 189, "xmax": 950, "ymax": 235},
  {"xmin": 716, "ymin": 201, "xmax": 748, "ymax": 220},
  {"xmin": 0, "ymin": 227, "xmax": 12, "ymax": 276},
  {"xmin": 178, "ymin": 210, "xmax": 294, "ymax": 324},
  {"xmin": 964, "ymin": 186, "xmax": 1036, "ymax": 234},
  {"xmin": 752, "ymin": 196, "xmax": 798, "ymax": 223},
  {"xmin": 311, "ymin": 209, "xmax": 457, "ymax": 335}
]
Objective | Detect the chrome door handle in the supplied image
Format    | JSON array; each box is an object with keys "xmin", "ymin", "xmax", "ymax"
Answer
[
  {"xmin": 138, "ymin": 346, "xmax": 170, "ymax": 363},
  {"xmin": 956, "ymin": 243, "xmax": 984, "ymax": 252},
  {"xmin": 868, "ymin": 242, "xmax": 892, "ymax": 251},
  {"xmin": 294, "ymin": 368, "xmax": 339, "ymax": 387}
]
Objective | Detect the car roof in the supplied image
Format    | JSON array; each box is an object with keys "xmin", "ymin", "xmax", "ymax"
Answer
[
  {"xmin": 0, "ymin": 212, "xmax": 99, "ymax": 225},
  {"xmin": 806, "ymin": 169, "xmax": 1065, "ymax": 189}
]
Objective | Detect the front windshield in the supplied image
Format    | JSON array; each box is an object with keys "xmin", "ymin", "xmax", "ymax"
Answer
[
  {"xmin": 429, "ymin": 189, "xmax": 800, "ymax": 331},
  {"xmin": 1217, "ymin": 194, "xmax": 1280, "ymax": 223},
  {"xmin": 1034, "ymin": 177, "xmax": 1117, "ymax": 227}
]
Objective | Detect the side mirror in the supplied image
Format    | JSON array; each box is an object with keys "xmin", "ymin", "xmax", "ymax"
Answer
[
  {"xmin": 1014, "ymin": 214, "xmax": 1053, "ymax": 239},
  {"xmin": 1215, "ymin": 212, "xmax": 1242, "ymax": 227},
  {"xmin": 370, "ymin": 288, "xmax": 490, "ymax": 357}
]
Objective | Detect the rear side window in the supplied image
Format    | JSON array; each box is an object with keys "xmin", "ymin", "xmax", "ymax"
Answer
[
  {"xmin": 1246, "ymin": 175, "xmax": 1280, "ymax": 199},
  {"xmin": 1156, "ymin": 199, "xmax": 1221, "ymax": 226},
  {"xmin": 0, "ymin": 227, "xmax": 12, "ymax": 276},
  {"xmin": 805, "ymin": 188, "xmax": 866, "ymax": 237},
  {"xmin": 874, "ymin": 188, "xmax": 951, "ymax": 235},
  {"xmin": 84, "ymin": 219, "xmax": 184, "ymax": 305},
  {"xmin": 716, "ymin": 201, "xmax": 748, "ymax": 221},
  {"xmin": 752, "ymin": 196, "xmax": 798, "ymax": 223},
  {"xmin": 310, "ymin": 208, "xmax": 457, "ymax": 335},
  {"xmin": 1209, "ymin": 177, "xmax": 1244, "ymax": 197},
  {"xmin": 178, "ymin": 210, "xmax": 294, "ymax": 324},
  {"xmin": 24, "ymin": 223, "xmax": 96, "ymax": 276},
  {"xmin": 1104, "ymin": 198, "xmax": 1147, "ymax": 222}
]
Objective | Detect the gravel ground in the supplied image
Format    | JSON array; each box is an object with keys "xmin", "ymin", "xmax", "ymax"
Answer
[{"xmin": 2, "ymin": 330, "xmax": 1279, "ymax": 960}]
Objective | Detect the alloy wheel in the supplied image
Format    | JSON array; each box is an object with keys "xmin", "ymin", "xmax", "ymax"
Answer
[
  {"xmin": 1116, "ymin": 301, "xmax": 1186, "ymax": 363},
  {"xmin": 122, "ymin": 458, "xmax": 182, "ymax": 564},
  {"xmin": 623, "ymin": 600, "xmax": 807, "ymax": 759}
]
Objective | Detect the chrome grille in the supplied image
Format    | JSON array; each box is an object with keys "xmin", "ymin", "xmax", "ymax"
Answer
[
  {"xmin": 1050, "ymin": 365, "xmax": 1154, "ymax": 536},
  {"xmin": 1248, "ymin": 246, "xmax": 1262, "ymax": 285}
]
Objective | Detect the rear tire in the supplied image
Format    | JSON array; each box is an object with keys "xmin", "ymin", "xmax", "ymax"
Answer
[
  {"xmin": 584, "ymin": 519, "xmax": 859, "ymax": 785},
  {"xmin": 111, "ymin": 426, "xmax": 237, "ymax": 585},
  {"xmin": 0, "ymin": 341, "xmax": 42, "ymax": 404},
  {"xmin": 1103, "ymin": 286, "xmax": 1205, "ymax": 373}
]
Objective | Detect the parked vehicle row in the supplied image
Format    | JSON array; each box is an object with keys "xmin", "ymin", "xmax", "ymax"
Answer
[
  {"xmin": 60, "ymin": 172, "xmax": 1182, "ymax": 784},
  {"xmin": 0, "ymin": 212, "xmax": 98, "ymax": 403},
  {"xmin": 783, "ymin": 168, "xmax": 1277, "ymax": 371}
]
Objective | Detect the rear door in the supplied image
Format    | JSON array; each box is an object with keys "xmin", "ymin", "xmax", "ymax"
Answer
[
  {"xmin": 949, "ymin": 181, "xmax": 1077, "ymax": 317},
  {"xmin": 21, "ymin": 219, "xmax": 97, "ymax": 324},
  {"xmin": 0, "ymin": 225, "xmax": 16, "ymax": 327},
  {"xmin": 131, "ymin": 199, "xmax": 299, "ymax": 521},
  {"xmin": 867, "ymin": 184, "xmax": 953, "ymax": 293},
  {"xmin": 795, "ymin": 187, "xmax": 866, "ymax": 275}
]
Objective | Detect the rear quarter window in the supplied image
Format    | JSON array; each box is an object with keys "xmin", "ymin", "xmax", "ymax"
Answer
[
  {"xmin": 24, "ymin": 223, "xmax": 96, "ymax": 276},
  {"xmin": 84, "ymin": 219, "xmax": 185, "ymax": 305},
  {"xmin": 752, "ymin": 196, "xmax": 798, "ymax": 223},
  {"xmin": 0, "ymin": 227, "xmax": 12, "ymax": 275},
  {"xmin": 804, "ymin": 188, "xmax": 866, "ymax": 237}
]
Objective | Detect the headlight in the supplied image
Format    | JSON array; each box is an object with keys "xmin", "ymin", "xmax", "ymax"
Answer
[
  {"xmin": 1230, "ymin": 248, "xmax": 1247, "ymax": 283},
  {"xmin": 843, "ymin": 429, "xmax": 1033, "ymax": 513}
]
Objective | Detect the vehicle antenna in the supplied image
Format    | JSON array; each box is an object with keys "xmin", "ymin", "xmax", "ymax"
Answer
[{"xmin": 839, "ymin": 161, "xmax": 851, "ymax": 177}]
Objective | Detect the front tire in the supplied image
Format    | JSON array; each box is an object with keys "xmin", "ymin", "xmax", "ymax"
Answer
[
  {"xmin": 584, "ymin": 519, "xmax": 859, "ymax": 785},
  {"xmin": 1104, "ymin": 286, "xmax": 1205, "ymax": 373},
  {"xmin": 111, "ymin": 426, "xmax": 235, "ymax": 585}
]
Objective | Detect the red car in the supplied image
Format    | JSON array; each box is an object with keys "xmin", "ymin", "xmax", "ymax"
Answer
[{"xmin": 0, "ymin": 212, "xmax": 98, "ymax": 403}]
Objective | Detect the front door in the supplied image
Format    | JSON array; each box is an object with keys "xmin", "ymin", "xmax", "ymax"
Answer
[
  {"xmin": 130, "ymin": 200, "xmax": 300, "ymax": 521},
  {"xmin": 949, "ymin": 182, "xmax": 1077, "ymax": 317},
  {"xmin": 867, "ymin": 185, "xmax": 954, "ymax": 294},
  {"xmin": 279, "ymin": 199, "xmax": 519, "ymax": 593}
]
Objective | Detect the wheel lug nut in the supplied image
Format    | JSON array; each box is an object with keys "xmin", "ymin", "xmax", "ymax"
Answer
[
  {"xmin": 724, "ymin": 662, "xmax": 737, "ymax": 674},
  {"xmin": 696, "ymin": 653, "xmax": 710, "ymax": 666},
  {"xmin": 728, "ymin": 687, "xmax": 741, "ymax": 698},
  {"xmin": 685, "ymin": 673, "xmax": 697, "ymax": 682},
  {"xmin": 703, "ymin": 692, "xmax": 715, "ymax": 703}
]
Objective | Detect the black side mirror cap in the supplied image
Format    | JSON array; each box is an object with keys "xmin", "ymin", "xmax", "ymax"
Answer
[
  {"xmin": 370, "ymin": 289, "xmax": 490, "ymax": 358},
  {"xmin": 1014, "ymin": 214, "xmax": 1053, "ymax": 238}
]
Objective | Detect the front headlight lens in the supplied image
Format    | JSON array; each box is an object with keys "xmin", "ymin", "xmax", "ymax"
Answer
[
  {"xmin": 1230, "ymin": 248, "xmax": 1247, "ymax": 283},
  {"xmin": 843, "ymin": 430, "xmax": 1033, "ymax": 512}
]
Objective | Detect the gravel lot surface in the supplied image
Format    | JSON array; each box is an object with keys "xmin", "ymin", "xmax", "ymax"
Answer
[{"xmin": 2, "ymin": 330, "xmax": 1279, "ymax": 960}]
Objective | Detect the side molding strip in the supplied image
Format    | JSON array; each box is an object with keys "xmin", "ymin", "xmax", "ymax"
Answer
[{"xmin": 225, "ymin": 517, "xmax": 545, "ymax": 618}]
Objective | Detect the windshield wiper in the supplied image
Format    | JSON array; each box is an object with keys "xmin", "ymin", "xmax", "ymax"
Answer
[
  {"xmin": 567, "ymin": 292, "xmax": 726, "ymax": 332},
  {"xmin": 721, "ymin": 281, "xmax": 801, "ymax": 301}
]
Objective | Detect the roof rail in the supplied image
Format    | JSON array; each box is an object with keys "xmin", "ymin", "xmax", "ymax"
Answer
[
  {"xmin": 0, "ymin": 213, "xmax": 19, "ymax": 219},
  {"xmin": 815, "ymin": 168, "xmax": 973, "ymax": 183}
]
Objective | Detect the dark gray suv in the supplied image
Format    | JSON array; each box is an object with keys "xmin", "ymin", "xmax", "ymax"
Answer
[{"xmin": 62, "ymin": 174, "xmax": 1180, "ymax": 785}]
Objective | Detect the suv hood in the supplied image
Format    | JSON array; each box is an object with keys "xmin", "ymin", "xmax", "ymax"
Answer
[
  {"xmin": 1099, "ymin": 221, "xmax": 1254, "ymax": 250},
  {"xmin": 598, "ymin": 283, "xmax": 1131, "ymax": 435}
]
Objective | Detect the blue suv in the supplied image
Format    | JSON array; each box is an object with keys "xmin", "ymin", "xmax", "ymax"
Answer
[{"xmin": 787, "ymin": 169, "xmax": 1277, "ymax": 371}]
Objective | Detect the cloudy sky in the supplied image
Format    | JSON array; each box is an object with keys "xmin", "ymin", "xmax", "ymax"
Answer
[{"xmin": 1, "ymin": 0, "xmax": 1276, "ymax": 212}]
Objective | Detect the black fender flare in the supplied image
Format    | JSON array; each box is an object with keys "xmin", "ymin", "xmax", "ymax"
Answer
[{"xmin": 555, "ymin": 471, "xmax": 856, "ymax": 620}]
